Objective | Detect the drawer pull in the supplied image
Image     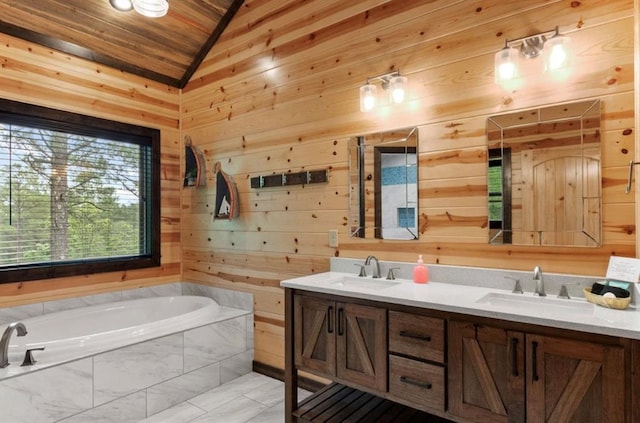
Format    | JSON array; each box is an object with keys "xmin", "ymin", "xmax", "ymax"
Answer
[
  {"xmin": 337, "ymin": 308, "xmax": 344, "ymax": 336},
  {"xmin": 399, "ymin": 330, "xmax": 431, "ymax": 342},
  {"xmin": 400, "ymin": 376, "xmax": 432, "ymax": 390},
  {"xmin": 511, "ymin": 337, "xmax": 519, "ymax": 377},
  {"xmin": 532, "ymin": 341, "xmax": 539, "ymax": 382}
]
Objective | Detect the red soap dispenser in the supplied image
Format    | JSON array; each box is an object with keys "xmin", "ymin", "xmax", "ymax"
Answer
[{"xmin": 413, "ymin": 255, "xmax": 428, "ymax": 284}]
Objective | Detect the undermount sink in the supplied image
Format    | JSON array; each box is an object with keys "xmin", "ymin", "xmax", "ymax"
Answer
[
  {"xmin": 328, "ymin": 276, "xmax": 401, "ymax": 291},
  {"xmin": 475, "ymin": 292, "xmax": 594, "ymax": 316}
]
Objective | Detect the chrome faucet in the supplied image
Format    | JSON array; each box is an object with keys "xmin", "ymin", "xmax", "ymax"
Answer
[
  {"xmin": 365, "ymin": 255, "xmax": 381, "ymax": 278},
  {"xmin": 533, "ymin": 266, "xmax": 546, "ymax": 297},
  {"xmin": 0, "ymin": 322, "xmax": 27, "ymax": 368}
]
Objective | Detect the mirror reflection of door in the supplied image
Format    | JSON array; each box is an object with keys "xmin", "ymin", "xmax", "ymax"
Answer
[
  {"xmin": 487, "ymin": 99, "xmax": 601, "ymax": 247},
  {"xmin": 374, "ymin": 147, "xmax": 418, "ymax": 239},
  {"xmin": 522, "ymin": 148, "xmax": 601, "ymax": 246}
]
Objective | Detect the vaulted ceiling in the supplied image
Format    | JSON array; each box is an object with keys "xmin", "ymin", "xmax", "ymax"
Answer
[{"xmin": 0, "ymin": 0, "xmax": 243, "ymax": 88}]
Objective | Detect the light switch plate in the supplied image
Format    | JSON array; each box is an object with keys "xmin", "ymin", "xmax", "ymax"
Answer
[{"xmin": 328, "ymin": 230, "xmax": 339, "ymax": 247}]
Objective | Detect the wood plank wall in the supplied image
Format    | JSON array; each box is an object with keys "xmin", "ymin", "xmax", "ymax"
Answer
[
  {"xmin": 0, "ymin": 33, "xmax": 182, "ymax": 306},
  {"xmin": 181, "ymin": 0, "xmax": 636, "ymax": 371}
]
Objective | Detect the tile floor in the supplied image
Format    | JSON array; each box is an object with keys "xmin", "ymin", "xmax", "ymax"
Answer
[{"xmin": 138, "ymin": 372, "xmax": 311, "ymax": 423}]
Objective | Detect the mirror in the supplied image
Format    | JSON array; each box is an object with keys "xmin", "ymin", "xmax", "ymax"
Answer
[
  {"xmin": 487, "ymin": 99, "xmax": 601, "ymax": 247},
  {"xmin": 349, "ymin": 127, "xmax": 418, "ymax": 240}
]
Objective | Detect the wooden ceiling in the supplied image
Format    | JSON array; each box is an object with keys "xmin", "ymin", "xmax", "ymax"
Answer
[{"xmin": 0, "ymin": 0, "xmax": 243, "ymax": 88}]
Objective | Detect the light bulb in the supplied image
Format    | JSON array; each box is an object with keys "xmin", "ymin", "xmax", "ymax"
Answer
[
  {"xmin": 359, "ymin": 83, "xmax": 377, "ymax": 112},
  {"xmin": 545, "ymin": 35, "xmax": 570, "ymax": 71},
  {"xmin": 498, "ymin": 62, "xmax": 517, "ymax": 80},
  {"xmin": 389, "ymin": 75, "xmax": 407, "ymax": 104},
  {"xmin": 494, "ymin": 46, "xmax": 519, "ymax": 84}
]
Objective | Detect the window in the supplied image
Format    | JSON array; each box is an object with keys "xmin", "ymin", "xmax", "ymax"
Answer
[
  {"xmin": 0, "ymin": 98, "xmax": 160, "ymax": 284},
  {"xmin": 487, "ymin": 158, "xmax": 503, "ymax": 224},
  {"xmin": 488, "ymin": 147, "xmax": 512, "ymax": 244}
]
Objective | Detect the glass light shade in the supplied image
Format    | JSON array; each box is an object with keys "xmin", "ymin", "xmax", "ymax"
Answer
[
  {"xmin": 389, "ymin": 75, "xmax": 407, "ymax": 104},
  {"xmin": 110, "ymin": 0, "xmax": 133, "ymax": 11},
  {"xmin": 132, "ymin": 0, "xmax": 168, "ymax": 18},
  {"xmin": 544, "ymin": 35, "xmax": 571, "ymax": 71},
  {"xmin": 494, "ymin": 46, "xmax": 519, "ymax": 84},
  {"xmin": 359, "ymin": 83, "xmax": 377, "ymax": 112}
]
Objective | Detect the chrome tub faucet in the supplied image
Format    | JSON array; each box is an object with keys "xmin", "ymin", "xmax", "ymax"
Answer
[{"xmin": 0, "ymin": 322, "xmax": 27, "ymax": 368}]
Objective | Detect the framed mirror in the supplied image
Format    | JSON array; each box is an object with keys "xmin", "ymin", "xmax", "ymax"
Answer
[
  {"xmin": 487, "ymin": 99, "xmax": 601, "ymax": 247},
  {"xmin": 349, "ymin": 127, "xmax": 418, "ymax": 240}
]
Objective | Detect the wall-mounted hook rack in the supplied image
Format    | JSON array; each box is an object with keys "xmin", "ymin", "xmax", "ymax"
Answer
[
  {"xmin": 625, "ymin": 160, "xmax": 640, "ymax": 194},
  {"xmin": 250, "ymin": 169, "xmax": 329, "ymax": 189}
]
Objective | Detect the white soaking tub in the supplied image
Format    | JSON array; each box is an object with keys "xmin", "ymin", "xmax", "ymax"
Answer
[
  {"xmin": 2, "ymin": 295, "xmax": 220, "ymax": 371},
  {"xmin": 0, "ymin": 293, "xmax": 253, "ymax": 422}
]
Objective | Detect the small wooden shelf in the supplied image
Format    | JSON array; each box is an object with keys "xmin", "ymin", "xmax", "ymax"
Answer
[{"xmin": 293, "ymin": 383, "xmax": 454, "ymax": 423}]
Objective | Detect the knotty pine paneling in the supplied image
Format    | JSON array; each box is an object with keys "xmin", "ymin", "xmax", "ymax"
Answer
[
  {"xmin": 0, "ymin": 0, "xmax": 239, "ymax": 85},
  {"xmin": 181, "ymin": 0, "xmax": 636, "ymax": 372},
  {"xmin": 0, "ymin": 33, "xmax": 181, "ymax": 306}
]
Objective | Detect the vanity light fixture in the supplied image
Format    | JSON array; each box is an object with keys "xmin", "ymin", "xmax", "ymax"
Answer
[
  {"xmin": 495, "ymin": 27, "xmax": 571, "ymax": 86},
  {"xmin": 110, "ymin": 0, "xmax": 168, "ymax": 18},
  {"xmin": 359, "ymin": 71, "xmax": 407, "ymax": 112}
]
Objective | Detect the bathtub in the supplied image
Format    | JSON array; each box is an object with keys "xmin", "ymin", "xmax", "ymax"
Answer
[
  {"xmin": 2, "ymin": 295, "xmax": 220, "ymax": 374},
  {"xmin": 0, "ymin": 291, "xmax": 253, "ymax": 422}
]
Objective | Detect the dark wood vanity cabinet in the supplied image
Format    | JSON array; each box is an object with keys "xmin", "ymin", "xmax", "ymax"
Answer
[
  {"xmin": 449, "ymin": 320, "xmax": 626, "ymax": 423},
  {"xmin": 286, "ymin": 289, "xmax": 634, "ymax": 423},
  {"xmin": 293, "ymin": 293, "xmax": 387, "ymax": 391}
]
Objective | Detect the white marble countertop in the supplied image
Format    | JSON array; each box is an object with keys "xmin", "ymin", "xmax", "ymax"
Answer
[{"xmin": 281, "ymin": 271, "xmax": 640, "ymax": 340}]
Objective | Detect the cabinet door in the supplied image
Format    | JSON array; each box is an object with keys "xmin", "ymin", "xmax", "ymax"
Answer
[
  {"xmin": 294, "ymin": 295, "xmax": 335, "ymax": 377},
  {"xmin": 526, "ymin": 334, "xmax": 625, "ymax": 423},
  {"xmin": 449, "ymin": 321, "xmax": 525, "ymax": 423},
  {"xmin": 336, "ymin": 302, "xmax": 387, "ymax": 391}
]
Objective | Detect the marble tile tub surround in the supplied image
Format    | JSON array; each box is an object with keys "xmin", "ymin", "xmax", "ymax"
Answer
[
  {"xmin": 330, "ymin": 257, "xmax": 639, "ymax": 303},
  {"xmin": 0, "ymin": 281, "xmax": 253, "ymax": 326},
  {"xmin": 0, "ymin": 283, "xmax": 254, "ymax": 423},
  {"xmin": 0, "ymin": 319, "xmax": 253, "ymax": 423}
]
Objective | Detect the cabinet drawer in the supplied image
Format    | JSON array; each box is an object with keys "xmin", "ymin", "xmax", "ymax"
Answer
[
  {"xmin": 389, "ymin": 311, "xmax": 444, "ymax": 363},
  {"xmin": 389, "ymin": 355, "xmax": 445, "ymax": 412}
]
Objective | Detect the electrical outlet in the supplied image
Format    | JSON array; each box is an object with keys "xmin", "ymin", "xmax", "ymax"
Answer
[{"xmin": 328, "ymin": 230, "xmax": 339, "ymax": 248}]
